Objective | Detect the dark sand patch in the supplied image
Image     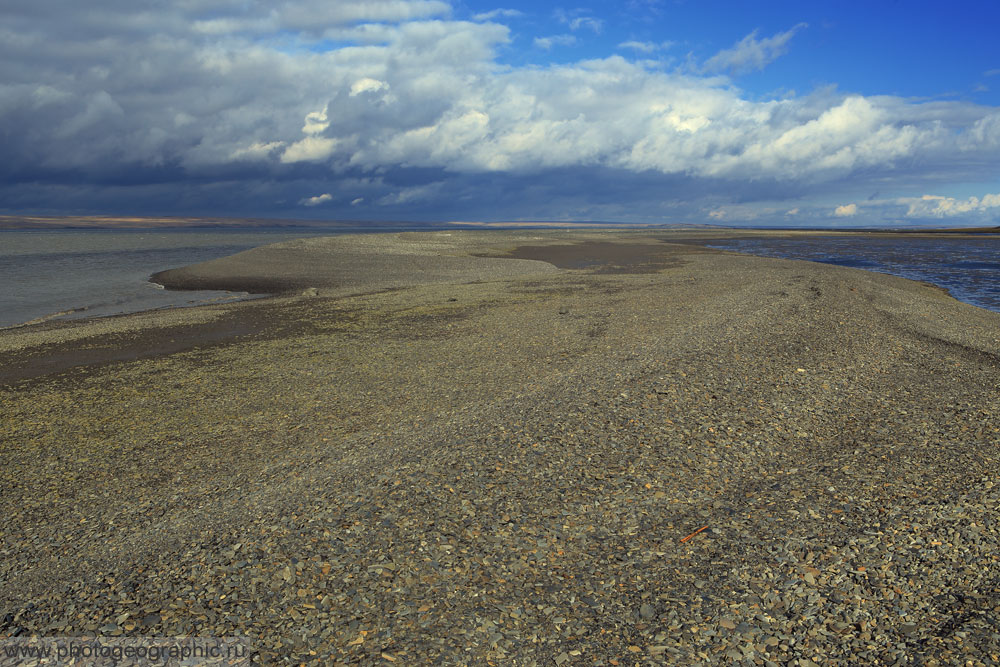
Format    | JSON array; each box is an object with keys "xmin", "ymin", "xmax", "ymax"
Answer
[
  {"xmin": 478, "ymin": 240, "xmax": 705, "ymax": 273},
  {"xmin": 0, "ymin": 311, "xmax": 265, "ymax": 387}
]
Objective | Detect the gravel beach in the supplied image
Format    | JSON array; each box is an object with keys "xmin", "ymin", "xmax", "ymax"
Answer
[{"xmin": 2, "ymin": 230, "xmax": 998, "ymax": 665}]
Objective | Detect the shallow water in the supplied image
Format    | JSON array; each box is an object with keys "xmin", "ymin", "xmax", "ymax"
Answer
[
  {"xmin": 0, "ymin": 228, "xmax": 351, "ymax": 328},
  {"xmin": 707, "ymin": 235, "xmax": 1000, "ymax": 313}
]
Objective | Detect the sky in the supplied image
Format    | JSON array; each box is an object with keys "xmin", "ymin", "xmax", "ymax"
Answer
[{"xmin": 2, "ymin": 0, "xmax": 1000, "ymax": 227}]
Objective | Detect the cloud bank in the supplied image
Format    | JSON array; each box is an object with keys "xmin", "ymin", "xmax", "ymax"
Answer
[
  {"xmin": 904, "ymin": 193, "xmax": 1000, "ymax": 218},
  {"xmin": 1, "ymin": 1, "xmax": 999, "ymax": 224}
]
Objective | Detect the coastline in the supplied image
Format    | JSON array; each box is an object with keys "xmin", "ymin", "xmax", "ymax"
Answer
[
  {"xmin": 5, "ymin": 226, "xmax": 997, "ymax": 331},
  {"xmin": 2, "ymin": 230, "xmax": 999, "ymax": 663},
  {"xmin": 0, "ymin": 226, "xmax": 357, "ymax": 330}
]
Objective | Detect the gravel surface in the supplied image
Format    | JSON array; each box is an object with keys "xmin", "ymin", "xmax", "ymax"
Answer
[
  {"xmin": 1, "ymin": 231, "xmax": 999, "ymax": 665},
  {"xmin": 149, "ymin": 231, "xmax": 561, "ymax": 293}
]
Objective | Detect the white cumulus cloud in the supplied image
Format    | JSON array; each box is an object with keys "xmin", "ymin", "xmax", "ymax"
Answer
[
  {"xmin": 281, "ymin": 137, "xmax": 338, "ymax": 163},
  {"xmin": 230, "ymin": 141, "xmax": 285, "ymax": 160},
  {"xmin": 904, "ymin": 193, "xmax": 1000, "ymax": 217},
  {"xmin": 350, "ymin": 78, "xmax": 390, "ymax": 97},
  {"xmin": 300, "ymin": 193, "xmax": 333, "ymax": 206},
  {"xmin": 302, "ymin": 106, "xmax": 330, "ymax": 134},
  {"xmin": 834, "ymin": 203, "xmax": 858, "ymax": 217}
]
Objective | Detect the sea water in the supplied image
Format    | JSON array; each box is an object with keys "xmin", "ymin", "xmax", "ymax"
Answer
[
  {"xmin": 707, "ymin": 235, "xmax": 1000, "ymax": 313},
  {"xmin": 0, "ymin": 228, "xmax": 351, "ymax": 328}
]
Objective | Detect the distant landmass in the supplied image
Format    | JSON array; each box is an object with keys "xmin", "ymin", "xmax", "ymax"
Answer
[
  {"xmin": 1, "ymin": 215, "xmax": 996, "ymax": 233},
  {"xmin": 888, "ymin": 225, "xmax": 1000, "ymax": 234},
  {"xmin": 0, "ymin": 215, "xmax": 423, "ymax": 230},
  {"xmin": 0, "ymin": 216, "xmax": 717, "ymax": 231}
]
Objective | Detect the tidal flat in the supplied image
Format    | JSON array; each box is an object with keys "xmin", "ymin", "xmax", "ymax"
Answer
[{"xmin": 1, "ymin": 230, "xmax": 998, "ymax": 664}]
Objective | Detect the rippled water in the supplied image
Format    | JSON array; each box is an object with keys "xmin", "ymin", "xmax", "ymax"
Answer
[
  {"xmin": 708, "ymin": 235, "xmax": 1000, "ymax": 313},
  {"xmin": 0, "ymin": 228, "xmax": 352, "ymax": 328}
]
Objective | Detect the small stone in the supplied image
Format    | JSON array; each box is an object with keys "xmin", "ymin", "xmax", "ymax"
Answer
[{"xmin": 639, "ymin": 603, "xmax": 656, "ymax": 620}]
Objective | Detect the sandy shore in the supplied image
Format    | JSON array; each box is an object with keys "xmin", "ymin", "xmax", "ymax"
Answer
[{"xmin": 2, "ymin": 230, "xmax": 999, "ymax": 665}]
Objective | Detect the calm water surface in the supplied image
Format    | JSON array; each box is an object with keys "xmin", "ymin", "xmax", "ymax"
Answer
[
  {"xmin": 708, "ymin": 235, "xmax": 1000, "ymax": 313},
  {"xmin": 0, "ymin": 228, "xmax": 354, "ymax": 328}
]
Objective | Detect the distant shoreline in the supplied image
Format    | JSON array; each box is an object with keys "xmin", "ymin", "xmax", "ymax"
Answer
[
  {"xmin": 4, "ymin": 226, "xmax": 998, "ymax": 330},
  {"xmin": 1, "ymin": 214, "xmax": 997, "ymax": 234}
]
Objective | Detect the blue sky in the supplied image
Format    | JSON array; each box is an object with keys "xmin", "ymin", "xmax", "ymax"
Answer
[
  {"xmin": 459, "ymin": 1, "xmax": 998, "ymax": 104},
  {"xmin": 2, "ymin": 0, "xmax": 999, "ymax": 226}
]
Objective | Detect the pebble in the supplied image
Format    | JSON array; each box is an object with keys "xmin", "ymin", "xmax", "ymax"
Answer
[{"xmin": 2, "ymin": 236, "xmax": 999, "ymax": 665}]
